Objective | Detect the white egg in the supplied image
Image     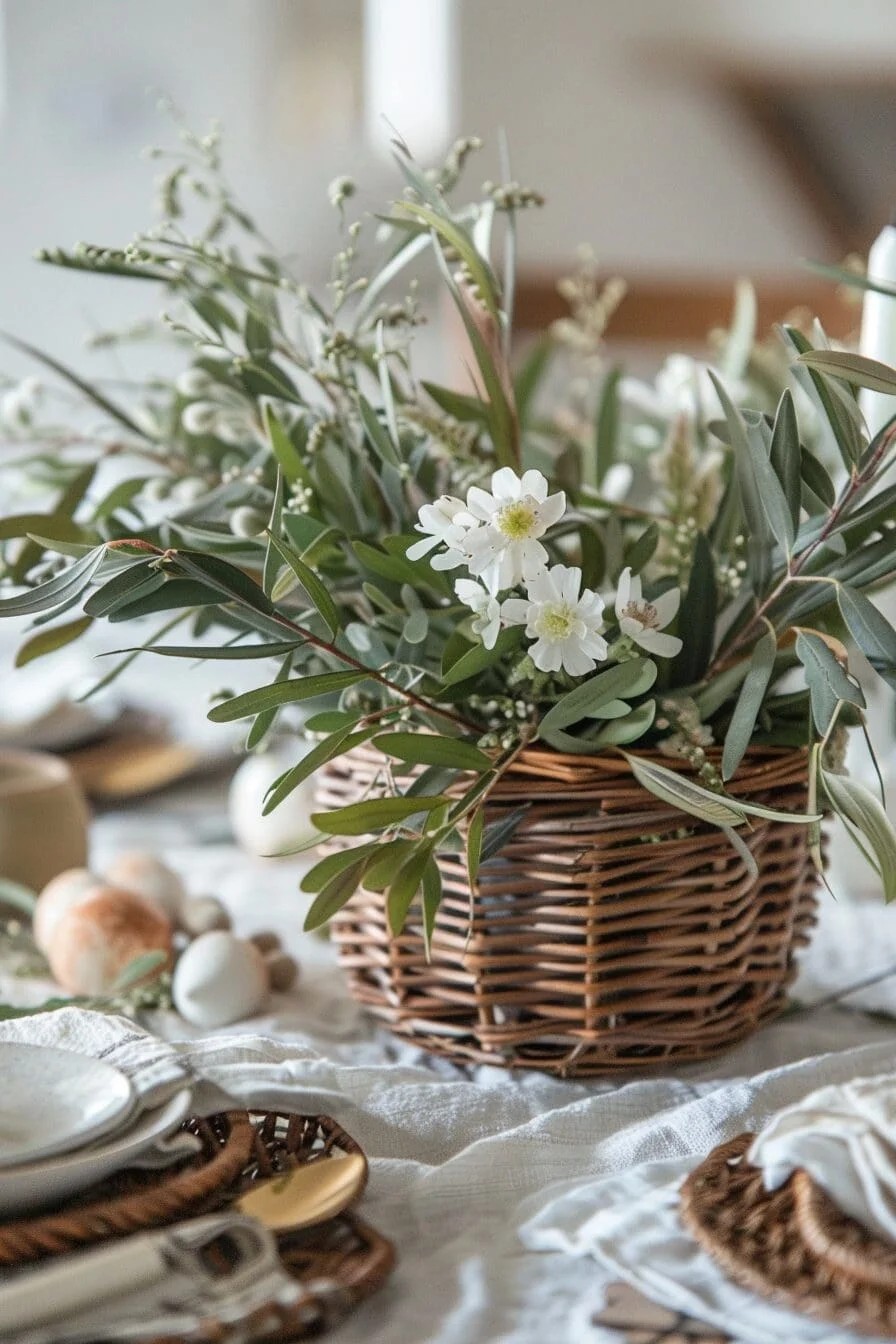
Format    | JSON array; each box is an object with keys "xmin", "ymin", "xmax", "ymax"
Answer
[
  {"xmin": 172, "ymin": 931, "xmax": 269, "ymax": 1028},
  {"xmin": 34, "ymin": 868, "xmax": 103, "ymax": 954},
  {"xmin": 228, "ymin": 741, "xmax": 319, "ymax": 858},
  {"xmin": 104, "ymin": 852, "xmax": 186, "ymax": 922}
]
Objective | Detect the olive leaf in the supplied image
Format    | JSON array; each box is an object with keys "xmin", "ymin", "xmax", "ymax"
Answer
[
  {"xmin": 722, "ymin": 629, "xmax": 777, "ymax": 780},
  {"xmin": 795, "ymin": 629, "xmax": 865, "ymax": 735},
  {"xmin": 821, "ymin": 766, "xmax": 896, "ymax": 903}
]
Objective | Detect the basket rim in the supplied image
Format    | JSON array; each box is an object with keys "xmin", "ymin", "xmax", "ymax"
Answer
[{"xmin": 337, "ymin": 739, "xmax": 810, "ymax": 787}]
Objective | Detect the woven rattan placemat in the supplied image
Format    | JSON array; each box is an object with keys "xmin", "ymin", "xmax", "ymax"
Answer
[
  {"xmin": 0, "ymin": 1110, "xmax": 395, "ymax": 1341},
  {"xmin": 680, "ymin": 1132, "xmax": 896, "ymax": 1339}
]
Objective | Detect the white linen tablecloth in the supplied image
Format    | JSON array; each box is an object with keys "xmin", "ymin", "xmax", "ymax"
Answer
[{"xmin": 3, "ymin": 778, "xmax": 896, "ymax": 1343}]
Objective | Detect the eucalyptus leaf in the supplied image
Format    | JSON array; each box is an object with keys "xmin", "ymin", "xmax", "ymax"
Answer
[
  {"xmin": 795, "ymin": 629, "xmax": 865, "ymax": 735},
  {"xmin": 466, "ymin": 807, "xmax": 484, "ymax": 888},
  {"xmin": 111, "ymin": 949, "xmax": 168, "ymax": 992},
  {"xmin": 768, "ymin": 389, "xmax": 801, "ymax": 531},
  {"xmin": 821, "ymin": 767, "xmax": 896, "ymax": 902},
  {"xmin": 671, "ymin": 533, "xmax": 717, "ymax": 684},
  {"xmin": 0, "ymin": 546, "xmax": 104, "ymax": 617},
  {"xmin": 798, "ymin": 349, "xmax": 896, "ymax": 396},
  {"xmin": 387, "ymin": 842, "xmax": 434, "ymax": 934},
  {"xmin": 837, "ymin": 584, "xmax": 896, "ymax": 692},
  {"xmin": 722, "ymin": 629, "xmax": 777, "ymax": 780},
  {"xmin": 303, "ymin": 862, "xmax": 367, "ymax": 931},
  {"xmin": 300, "ymin": 841, "xmax": 381, "ymax": 893},
  {"xmin": 623, "ymin": 752, "xmax": 747, "ymax": 826},
  {"xmin": 208, "ymin": 669, "xmax": 367, "ymax": 722},
  {"xmin": 263, "ymin": 727, "xmax": 374, "ymax": 814},
  {"xmin": 266, "ymin": 531, "xmax": 340, "ymax": 637},
  {"xmin": 588, "ymin": 699, "xmax": 656, "ymax": 745},
  {"xmin": 539, "ymin": 658, "xmax": 655, "ymax": 735},
  {"xmin": 311, "ymin": 793, "xmax": 450, "ymax": 836},
  {"xmin": 0, "ymin": 878, "xmax": 38, "ymax": 915},
  {"xmin": 421, "ymin": 856, "xmax": 443, "ymax": 959},
  {"xmin": 14, "ymin": 615, "xmax": 93, "ymax": 667},
  {"xmin": 373, "ymin": 732, "xmax": 492, "ymax": 771}
]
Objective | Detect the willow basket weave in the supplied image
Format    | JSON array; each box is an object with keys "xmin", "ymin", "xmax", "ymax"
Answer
[{"xmin": 321, "ymin": 744, "xmax": 819, "ymax": 1076}]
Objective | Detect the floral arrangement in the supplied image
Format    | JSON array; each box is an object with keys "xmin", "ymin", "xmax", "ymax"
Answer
[{"xmin": 2, "ymin": 123, "xmax": 896, "ymax": 942}]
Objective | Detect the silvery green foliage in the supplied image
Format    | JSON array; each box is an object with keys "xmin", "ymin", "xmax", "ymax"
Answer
[{"xmin": 2, "ymin": 124, "xmax": 896, "ymax": 933}]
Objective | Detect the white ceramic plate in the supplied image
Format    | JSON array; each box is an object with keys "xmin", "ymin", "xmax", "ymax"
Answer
[
  {"xmin": 0, "ymin": 1043, "xmax": 134, "ymax": 1168},
  {"xmin": 0, "ymin": 1087, "xmax": 193, "ymax": 1216}
]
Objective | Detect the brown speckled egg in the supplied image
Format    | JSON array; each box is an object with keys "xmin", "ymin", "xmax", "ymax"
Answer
[
  {"xmin": 103, "ymin": 853, "xmax": 186, "ymax": 922},
  {"xmin": 47, "ymin": 887, "xmax": 173, "ymax": 996},
  {"xmin": 33, "ymin": 868, "xmax": 104, "ymax": 954}
]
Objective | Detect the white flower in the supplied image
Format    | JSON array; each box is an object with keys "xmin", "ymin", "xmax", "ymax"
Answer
[
  {"xmin": 502, "ymin": 564, "xmax": 607, "ymax": 677},
  {"xmin": 455, "ymin": 578, "xmax": 501, "ymax": 650},
  {"xmin": 407, "ymin": 495, "xmax": 471, "ymax": 570},
  {"xmin": 460, "ymin": 467, "xmax": 566, "ymax": 589},
  {"xmin": 622, "ymin": 356, "xmax": 746, "ymax": 425},
  {"xmin": 614, "ymin": 566, "xmax": 682, "ymax": 657}
]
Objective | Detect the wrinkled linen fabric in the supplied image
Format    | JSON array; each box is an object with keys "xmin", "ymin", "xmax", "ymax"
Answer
[
  {"xmin": 3, "ymin": 1007, "xmax": 896, "ymax": 1344},
  {"xmin": 748, "ymin": 1072, "xmax": 896, "ymax": 1244},
  {"xmin": 0, "ymin": 791, "xmax": 895, "ymax": 1341}
]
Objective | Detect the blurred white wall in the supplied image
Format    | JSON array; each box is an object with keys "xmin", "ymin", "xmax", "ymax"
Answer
[
  {"xmin": 455, "ymin": 0, "xmax": 896, "ymax": 274},
  {"xmin": 0, "ymin": 0, "xmax": 371, "ymax": 371},
  {"xmin": 1, "ymin": 0, "xmax": 895, "ymax": 376}
]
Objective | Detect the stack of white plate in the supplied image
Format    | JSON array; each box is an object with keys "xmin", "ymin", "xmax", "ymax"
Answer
[{"xmin": 0, "ymin": 1043, "xmax": 192, "ymax": 1216}]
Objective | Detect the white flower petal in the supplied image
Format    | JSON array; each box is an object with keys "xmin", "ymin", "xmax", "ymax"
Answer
[
  {"xmin": 530, "ymin": 638, "xmax": 562, "ymax": 673},
  {"xmin": 520, "ymin": 468, "xmax": 549, "ymax": 501},
  {"xmin": 465, "ymin": 486, "xmax": 498, "ymax": 521},
  {"xmin": 481, "ymin": 614, "xmax": 501, "ymax": 649},
  {"xmin": 455, "ymin": 579, "xmax": 484, "ymax": 607},
  {"xmin": 430, "ymin": 548, "xmax": 468, "ymax": 571},
  {"xmin": 635, "ymin": 629, "xmax": 683, "ymax": 658},
  {"xmin": 407, "ymin": 534, "xmax": 440, "ymax": 561},
  {"xmin": 490, "ymin": 467, "xmax": 522, "ymax": 501},
  {"xmin": 557, "ymin": 565, "xmax": 582, "ymax": 605},
  {"xmin": 577, "ymin": 590, "xmax": 605, "ymax": 623},
  {"xmin": 615, "ymin": 567, "xmax": 632, "ymax": 617},
  {"xmin": 651, "ymin": 586, "xmax": 681, "ymax": 626},
  {"xmin": 519, "ymin": 540, "xmax": 549, "ymax": 583},
  {"xmin": 559, "ymin": 643, "xmax": 596, "ymax": 678},
  {"xmin": 538, "ymin": 491, "xmax": 567, "ymax": 529},
  {"xmin": 525, "ymin": 568, "xmax": 556, "ymax": 603},
  {"xmin": 579, "ymin": 632, "xmax": 609, "ymax": 660},
  {"xmin": 500, "ymin": 598, "xmax": 531, "ymax": 626}
]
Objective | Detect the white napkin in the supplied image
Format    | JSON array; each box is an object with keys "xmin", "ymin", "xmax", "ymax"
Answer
[
  {"xmin": 748, "ymin": 1071, "xmax": 896, "ymax": 1245},
  {"xmin": 519, "ymin": 1056, "xmax": 896, "ymax": 1344},
  {"xmin": 521, "ymin": 1159, "xmax": 866, "ymax": 1344}
]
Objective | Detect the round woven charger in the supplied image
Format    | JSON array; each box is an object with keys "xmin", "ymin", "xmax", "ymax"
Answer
[
  {"xmin": 680, "ymin": 1133, "xmax": 896, "ymax": 1339},
  {"xmin": 0, "ymin": 1112, "xmax": 393, "ymax": 1343},
  {"xmin": 0, "ymin": 1111, "xmax": 365, "ymax": 1266}
]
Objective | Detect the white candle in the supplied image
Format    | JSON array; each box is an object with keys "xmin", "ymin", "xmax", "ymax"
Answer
[{"xmin": 859, "ymin": 220, "xmax": 896, "ymax": 437}]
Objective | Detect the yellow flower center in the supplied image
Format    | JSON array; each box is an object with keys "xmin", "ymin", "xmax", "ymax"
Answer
[
  {"xmin": 539, "ymin": 602, "xmax": 576, "ymax": 640},
  {"xmin": 623, "ymin": 599, "xmax": 659, "ymax": 630},
  {"xmin": 496, "ymin": 500, "xmax": 537, "ymax": 540}
]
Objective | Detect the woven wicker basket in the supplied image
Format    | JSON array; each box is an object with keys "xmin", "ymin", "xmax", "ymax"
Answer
[{"xmin": 320, "ymin": 744, "xmax": 819, "ymax": 1076}]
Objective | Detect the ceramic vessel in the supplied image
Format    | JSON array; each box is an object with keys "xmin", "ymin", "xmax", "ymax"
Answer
[{"xmin": 0, "ymin": 749, "xmax": 90, "ymax": 893}]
